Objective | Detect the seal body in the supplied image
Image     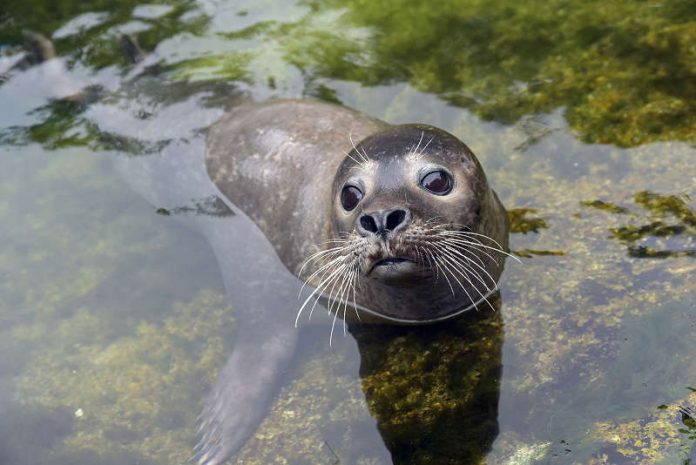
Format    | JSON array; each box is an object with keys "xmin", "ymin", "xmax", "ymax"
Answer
[{"xmin": 205, "ymin": 100, "xmax": 509, "ymax": 324}]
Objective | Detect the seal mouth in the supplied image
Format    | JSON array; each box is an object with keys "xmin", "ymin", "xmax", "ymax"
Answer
[
  {"xmin": 373, "ymin": 257, "xmax": 409, "ymax": 268},
  {"xmin": 367, "ymin": 256, "xmax": 419, "ymax": 281}
]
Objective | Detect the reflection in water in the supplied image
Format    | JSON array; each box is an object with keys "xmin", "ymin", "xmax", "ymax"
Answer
[
  {"xmin": 275, "ymin": 0, "xmax": 696, "ymax": 146},
  {"xmin": 583, "ymin": 191, "xmax": 696, "ymax": 258},
  {"xmin": 350, "ymin": 301, "xmax": 503, "ymax": 465}
]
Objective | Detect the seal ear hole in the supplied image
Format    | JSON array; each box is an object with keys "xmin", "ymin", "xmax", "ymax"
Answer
[
  {"xmin": 420, "ymin": 170, "xmax": 453, "ymax": 195},
  {"xmin": 340, "ymin": 185, "xmax": 363, "ymax": 211}
]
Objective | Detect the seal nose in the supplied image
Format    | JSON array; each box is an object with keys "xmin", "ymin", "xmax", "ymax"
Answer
[{"xmin": 357, "ymin": 208, "xmax": 410, "ymax": 238}]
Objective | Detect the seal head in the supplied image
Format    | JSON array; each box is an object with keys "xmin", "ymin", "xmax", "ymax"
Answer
[{"xmin": 300, "ymin": 123, "xmax": 510, "ymax": 324}]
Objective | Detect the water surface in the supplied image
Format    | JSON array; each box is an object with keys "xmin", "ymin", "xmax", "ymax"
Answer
[{"xmin": 0, "ymin": 1, "xmax": 694, "ymax": 464}]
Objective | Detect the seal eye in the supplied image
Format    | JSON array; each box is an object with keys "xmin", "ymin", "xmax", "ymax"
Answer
[
  {"xmin": 340, "ymin": 185, "xmax": 363, "ymax": 211},
  {"xmin": 420, "ymin": 170, "xmax": 452, "ymax": 195}
]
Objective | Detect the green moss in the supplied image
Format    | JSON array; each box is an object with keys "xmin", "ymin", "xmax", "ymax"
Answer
[
  {"xmin": 16, "ymin": 290, "xmax": 232, "ymax": 464},
  {"xmin": 283, "ymin": 0, "xmax": 696, "ymax": 146},
  {"xmin": 584, "ymin": 191, "xmax": 696, "ymax": 258},
  {"xmin": 5, "ymin": 0, "xmax": 695, "ymax": 148},
  {"xmin": 587, "ymin": 392, "xmax": 696, "ymax": 465},
  {"xmin": 350, "ymin": 306, "xmax": 504, "ymax": 465},
  {"xmin": 171, "ymin": 53, "xmax": 253, "ymax": 82},
  {"xmin": 508, "ymin": 208, "xmax": 549, "ymax": 234},
  {"xmin": 581, "ymin": 200, "xmax": 630, "ymax": 215}
]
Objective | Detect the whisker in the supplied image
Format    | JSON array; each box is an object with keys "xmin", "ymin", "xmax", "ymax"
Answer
[
  {"xmin": 322, "ymin": 264, "xmax": 351, "ymax": 319},
  {"xmin": 407, "ymin": 230, "xmax": 491, "ymax": 275},
  {"xmin": 328, "ymin": 265, "xmax": 352, "ymax": 317},
  {"xmin": 340, "ymin": 267, "xmax": 358, "ymax": 336},
  {"xmin": 298, "ymin": 244, "xmax": 350, "ymax": 277},
  {"xmin": 438, "ymin": 239, "xmax": 499, "ymax": 286},
  {"xmin": 435, "ymin": 232, "xmax": 520, "ymax": 262},
  {"xmin": 409, "ymin": 131, "xmax": 424, "ymax": 157},
  {"xmin": 299, "ymin": 253, "xmax": 350, "ymax": 297},
  {"xmin": 422, "ymin": 246, "xmax": 454, "ymax": 296},
  {"xmin": 295, "ymin": 262, "xmax": 348, "ymax": 326},
  {"xmin": 343, "ymin": 149, "xmax": 365, "ymax": 167},
  {"xmin": 351, "ymin": 268, "xmax": 361, "ymax": 322},
  {"xmin": 431, "ymin": 249, "xmax": 476, "ymax": 303},
  {"xmin": 434, "ymin": 225, "xmax": 521, "ymax": 263},
  {"xmin": 328, "ymin": 265, "xmax": 354, "ymax": 346},
  {"xmin": 349, "ymin": 132, "xmax": 370, "ymax": 163},
  {"xmin": 416, "ymin": 242, "xmax": 439, "ymax": 282},
  {"xmin": 436, "ymin": 247, "xmax": 496, "ymax": 311},
  {"xmin": 418, "ymin": 135, "xmax": 434, "ymax": 155}
]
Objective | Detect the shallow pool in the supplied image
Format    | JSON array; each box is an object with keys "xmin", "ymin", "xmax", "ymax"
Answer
[{"xmin": 0, "ymin": 1, "xmax": 694, "ymax": 464}]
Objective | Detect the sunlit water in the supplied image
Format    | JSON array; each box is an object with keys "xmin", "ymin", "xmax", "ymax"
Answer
[{"xmin": 1, "ymin": 1, "xmax": 695, "ymax": 464}]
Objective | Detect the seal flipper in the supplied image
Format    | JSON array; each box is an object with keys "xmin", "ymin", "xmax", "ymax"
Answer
[
  {"xmin": 194, "ymin": 324, "xmax": 298, "ymax": 465},
  {"xmin": 112, "ymin": 134, "xmax": 307, "ymax": 464},
  {"xmin": 189, "ymin": 192, "xmax": 310, "ymax": 464}
]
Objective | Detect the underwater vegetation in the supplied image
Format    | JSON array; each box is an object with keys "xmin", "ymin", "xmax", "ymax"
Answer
[
  {"xmin": 296, "ymin": 0, "xmax": 696, "ymax": 146},
  {"xmin": 584, "ymin": 191, "xmax": 696, "ymax": 258},
  {"xmin": 352, "ymin": 307, "xmax": 504, "ymax": 465},
  {"xmin": 2, "ymin": 0, "xmax": 695, "ymax": 148},
  {"xmin": 16, "ymin": 291, "xmax": 231, "ymax": 465}
]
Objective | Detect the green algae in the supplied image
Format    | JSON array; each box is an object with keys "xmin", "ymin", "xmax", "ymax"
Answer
[
  {"xmin": 583, "ymin": 191, "xmax": 696, "ymax": 258},
  {"xmin": 586, "ymin": 391, "xmax": 696, "ymax": 465},
  {"xmin": 351, "ymin": 307, "xmax": 504, "ymax": 465},
  {"xmin": 4, "ymin": 0, "xmax": 696, "ymax": 148},
  {"xmin": 170, "ymin": 53, "xmax": 253, "ymax": 83},
  {"xmin": 508, "ymin": 208, "xmax": 549, "ymax": 235},
  {"xmin": 0, "ymin": 147, "xmax": 233, "ymax": 464},
  {"xmin": 153, "ymin": 0, "xmax": 696, "ymax": 147},
  {"xmin": 283, "ymin": 0, "xmax": 696, "ymax": 146},
  {"xmin": 16, "ymin": 290, "xmax": 232, "ymax": 465},
  {"xmin": 581, "ymin": 200, "xmax": 630, "ymax": 215}
]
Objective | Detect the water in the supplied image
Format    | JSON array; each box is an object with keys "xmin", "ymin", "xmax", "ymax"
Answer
[{"xmin": 1, "ymin": 1, "xmax": 695, "ymax": 464}]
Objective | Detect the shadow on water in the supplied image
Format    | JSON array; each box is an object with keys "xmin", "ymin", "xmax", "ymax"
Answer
[{"xmin": 350, "ymin": 300, "xmax": 504, "ymax": 465}]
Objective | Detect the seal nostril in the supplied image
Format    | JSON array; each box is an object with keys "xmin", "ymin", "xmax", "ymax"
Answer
[
  {"xmin": 360, "ymin": 215, "xmax": 378, "ymax": 233},
  {"xmin": 386, "ymin": 209, "xmax": 406, "ymax": 231}
]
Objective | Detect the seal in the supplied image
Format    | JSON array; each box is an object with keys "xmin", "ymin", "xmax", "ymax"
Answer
[
  {"xmin": 197, "ymin": 99, "xmax": 511, "ymax": 464},
  {"xmin": 206, "ymin": 100, "xmax": 509, "ymax": 324}
]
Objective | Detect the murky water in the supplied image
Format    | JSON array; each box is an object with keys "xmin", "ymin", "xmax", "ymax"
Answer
[{"xmin": 1, "ymin": 1, "xmax": 694, "ymax": 464}]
